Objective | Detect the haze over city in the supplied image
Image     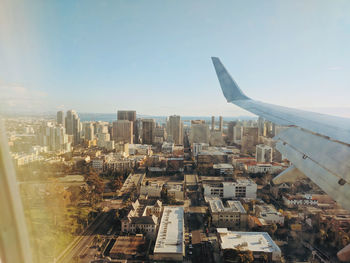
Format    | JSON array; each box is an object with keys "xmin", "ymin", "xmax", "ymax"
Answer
[
  {"xmin": 1, "ymin": 0, "xmax": 350, "ymax": 116},
  {"xmin": 2, "ymin": 1, "xmax": 350, "ymax": 263}
]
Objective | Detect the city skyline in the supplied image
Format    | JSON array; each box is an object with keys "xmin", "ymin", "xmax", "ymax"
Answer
[{"xmin": 1, "ymin": 0, "xmax": 350, "ymax": 117}]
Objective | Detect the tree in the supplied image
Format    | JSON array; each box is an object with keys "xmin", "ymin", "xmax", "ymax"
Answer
[
  {"xmin": 268, "ymin": 223, "xmax": 278, "ymax": 237},
  {"xmin": 111, "ymin": 177, "xmax": 123, "ymax": 191},
  {"xmin": 238, "ymin": 250, "xmax": 254, "ymax": 263},
  {"xmin": 86, "ymin": 173, "xmax": 104, "ymax": 194}
]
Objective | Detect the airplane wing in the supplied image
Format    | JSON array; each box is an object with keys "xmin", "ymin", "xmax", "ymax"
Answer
[{"xmin": 211, "ymin": 57, "xmax": 350, "ymax": 212}]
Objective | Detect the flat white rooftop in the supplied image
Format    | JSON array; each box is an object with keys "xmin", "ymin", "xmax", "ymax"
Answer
[
  {"xmin": 217, "ymin": 228, "xmax": 281, "ymax": 254},
  {"xmin": 154, "ymin": 206, "xmax": 184, "ymax": 254},
  {"xmin": 213, "ymin": 163, "xmax": 234, "ymax": 169},
  {"xmin": 209, "ymin": 200, "xmax": 246, "ymax": 213}
]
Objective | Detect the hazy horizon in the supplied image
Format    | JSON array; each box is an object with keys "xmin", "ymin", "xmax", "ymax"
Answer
[{"xmin": 1, "ymin": 0, "xmax": 349, "ymax": 116}]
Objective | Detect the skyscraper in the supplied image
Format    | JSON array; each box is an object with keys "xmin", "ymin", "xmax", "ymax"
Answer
[
  {"xmin": 117, "ymin": 110, "xmax": 137, "ymax": 142},
  {"xmin": 257, "ymin": 117, "xmax": 265, "ymax": 136},
  {"xmin": 65, "ymin": 110, "xmax": 81, "ymax": 145},
  {"xmin": 211, "ymin": 116, "xmax": 215, "ymax": 131},
  {"xmin": 57, "ymin": 111, "xmax": 64, "ymax": 126},
  {"xmin": 167, "ymin": 115, "xmax": 183, "ymax": 145},
  {"xmin": 241, "ymin": 127, "xmax": 259, "ymax": 155},
  {"xmin": 112, "ymin": 120, "xmax": 133, "ymax": 144},
  {"xmin": 39, "ymin": 122, "xmax": 70, "ymax": 152},
  {"xmin": 142, "ymin": 119, "xmax": 155, "ymax": 145},
  {"xmin": 83, "ymin": 122, "xmax": 95, "ymax": 141},
  {"xmin": 117, "ymin": 110, "xmax": 136, "ymax": 122},
  {"xmin": 219, "ymin": 116, "xmax": 223, "ymax": 132},
  {"xmin": 189, "ymin": 122, "xmax": 210, "ymax": 144},
  {"xmin": 227, "ymin": 121, "xmax": 236, "ymax": 142}
]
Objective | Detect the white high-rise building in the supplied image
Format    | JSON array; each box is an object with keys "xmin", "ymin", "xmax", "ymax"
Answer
[
  {"xmin": 256, "ymin": 144, "xmax": 273, "ymax": 163},
  {"xmin": 203, "ymin": 179, "xmax": 257, "ymax": 199},
  {"xmin": 39, "ymin": 122, "xmax": 70, "ymax": 152},
  {"xmin": 83, "ymin": 122, "xmax": 95, "ymax": 141},
  {"xmin": 97, "ymin": 132, "xmax": 111, "ymax": 148}
]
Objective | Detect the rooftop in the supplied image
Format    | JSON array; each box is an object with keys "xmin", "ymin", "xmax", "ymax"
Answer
[
  {"xmin": 209, "ymin": 200, "xmax": 246, "ymax": 214},
  {"xmin": 154, "ymin": 206, "xmax": 184, "ymax": 255},
  {"xmin": 256, "ymin": 204, "xmax": 279, "ymax": 214},
  {"xmin": 213, "ymin": 163, "xmax": 234, "ymax": 169},
  {"xmin": 110, "ymin": 236, "xmax": 146, "ymax": 256},
  {"xmin": 130, "ymin": 216, "xmax": 156, "ymax": 225},
  {"xmin": 217, "ymin": 228, "xmax": 281, "ymax": 254}
]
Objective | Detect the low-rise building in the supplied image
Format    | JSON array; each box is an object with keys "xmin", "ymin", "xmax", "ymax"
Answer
[
  {"xmin": 283, "ymin": 193, "xmax": 318, "ymax": 208},
  {"xmin": 165, "ymin": 182, "xmax": 184, "ymax": 201},
  {"xmin": 197, "ymin": 150, "xmax": 228, "ymax": 169},
  {"xmin": 213, "ymin": 163, "xmax": 234, "ymax": 176},
  {"xmin": 192, "ymin": 142, "xmax": 209, "ymax": 157},
  {"xmin": 245, "ymin": 162, "xmax": 284, "ymax": 174},
  {"xmin": 140, "ymin": 181, "xmax": 163, "ymax": 198},
  {"xmin": 167, "ymin": 157, "xmax": 184, "ymax": 173},
  {"xmin": 204, "ymin": 179, "xmax": 257, "ymax": 199},
  {"xmin": 104, "ymin": 153, "xmax": 135, "ymax": 172},
  {"xmin": 255, "ymin": 204, "xmax": 284, "ymax": 225},
  {"xmin": 217, "ymin": 228, "xmax": 281, "ymax": 262},
  {"xmin": 161, "ymin": 142, "xmax": 174, "ymax": 153},
  {"xmin": 11, "ymin": 153, "xmax": 44, "ymax": 166},
  {"xmin": 92, "ymin": 157, "xmax": 104, "ymax": 171},
  {"xmin": 121, "ymin": 199, "xmax": 163, "ymax": 237},
  {"xmin": 153, "ymin": 206, "xmax": 184, "ymax": 261},
  {"xmin": 209, "ymin": 199, "xmax": 247, "ymax": 228},
  {"xmin": 109, "ymin": 235, "xmax": 147, "ymax": 260},
  {"xmin": 118, "ymin": 173, "xmax": 145, "ymax": 197},
  {"xmin": 129, "ymin": 144, "xmax": 152, "ymax": 155}
]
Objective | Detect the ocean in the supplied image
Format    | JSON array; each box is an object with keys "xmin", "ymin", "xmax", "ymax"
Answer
[{"xmin": 79, "ymin": 113, "xmax": 257, "ymax": 124}]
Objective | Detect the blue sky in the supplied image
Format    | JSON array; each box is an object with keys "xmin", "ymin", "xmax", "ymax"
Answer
[{"xmin": 1, "ymin": 0, "xmax": 350, "ymax": 116}]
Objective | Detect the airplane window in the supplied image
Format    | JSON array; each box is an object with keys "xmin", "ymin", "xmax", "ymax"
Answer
[{"xmin": 1, "ymin": 1, "xmax": 350, "ymax": 263}]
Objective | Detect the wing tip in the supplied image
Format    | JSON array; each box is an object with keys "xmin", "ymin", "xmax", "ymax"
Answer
[{"xmin": 211, "ymin": 57, "xmax": 250, "ymax": 101}]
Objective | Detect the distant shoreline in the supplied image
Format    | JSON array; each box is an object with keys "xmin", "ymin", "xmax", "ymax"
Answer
[{"xmin": 2, "ymin": 112, "xmax": 257, "ymax": 122}]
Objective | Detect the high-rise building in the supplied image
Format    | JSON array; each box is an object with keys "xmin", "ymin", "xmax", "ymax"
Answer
[
  {"xmin": 39, "ymin": 122, "xmax": 70, "ymax": 152},
  {"xmin": 97, "ymin": 132, "xmax": 110, "ymax": 147},
  {"xmin": 189, "ymin": 122, "xmax": 210, "ymax": 144},
  {"xmin": 233, "ymin": 124, "xmax": 242, "ymax": 144},
  {"xmin": 112, "ymin": 120, "xmax": 133, "ymax": 144},
  {"xmin": 241, "ymin": 127, "xmax": 259, "ymax": 155},
  {"xmin": 219, "ymin": 116, "xmax": 223, "ymax": 132},
  {"xmin": 65, "ymin": 110, "xmax": 81, "ymax": 145},
  {"xmin": 117, "ymin": 110, "xmax": 137, "ymax": 141},
  {"xmin": 256, "ymin": 144, "xmax": 273, "ymax": 163},
  {"xmin": 258, "ymin": 117, "xmax": 265, "ymax": 136},
  {"xmin": 227, "ymin": 121, "xmax": 236, "ymax": 142},
  {"xmin": 167, "ymin": 115, "xmax": 183, "ymax": 145},
  {"xmin": 142, "ymin": 119, "xmax": 155, "ymax": 145},
  {"xmin": 265, "ymin": 121, "xmax": 275, "ymax": 137},
  {"xmin": 117, "ymin": 110, "xmax": 136, "ymax": 122},
  {"xmin": 211, "ymin": 116, "xmax": 215, "ymax": 131},
  {"xmin": 154, "ymin": 125, "xmax": 167, "ymax": 144},
  {"xmin": 57, "ymin": 111, "xmax": 64, "ymax": 126},
  {"xmin": 96, "ymin": 122, "xmax": 109, "ymax": 134},
  {"xmin": 83, "ymin": 122, "xmax": 95, "ymax": 141}
]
